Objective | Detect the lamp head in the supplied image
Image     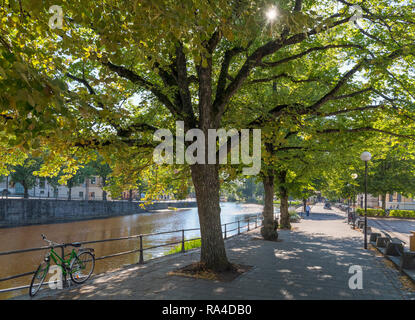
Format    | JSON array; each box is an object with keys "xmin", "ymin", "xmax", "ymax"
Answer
[
  {"xmin": 360, "ymin": 151, "xmax": 372, "ymax": 162},
  {"xmin": 351, "ymin": 173, "xmax": 358, "ymax": 180}
]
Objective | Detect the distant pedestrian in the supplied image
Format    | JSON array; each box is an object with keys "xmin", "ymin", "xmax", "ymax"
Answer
[{"xmin": 306, "ymin": 204, "xmax": 311, "ymax": 217}]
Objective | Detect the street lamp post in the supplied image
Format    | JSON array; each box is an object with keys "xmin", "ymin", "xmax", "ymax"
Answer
[
  {"xmin": 360, "ymin": 151, "xmax": 372, "ymax": 249},
  {"xmin": 351, "ymin": 173, "xmax": 358, "ymax": 228},
  {"xmin": 346, "ymin": 184, "xmax": 351, "ymax": 224}
]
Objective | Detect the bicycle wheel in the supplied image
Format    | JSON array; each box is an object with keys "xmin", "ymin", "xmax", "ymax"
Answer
[
  {"xmin": 29, "ymin": 261, "xmax": 49, "ymax": 297},
  {"xmin": 70, "ymin": 251, "xmax": 95, "ymax": 284}
]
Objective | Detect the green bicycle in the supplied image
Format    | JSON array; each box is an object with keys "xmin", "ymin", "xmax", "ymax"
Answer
[{"xmin": 29, "ymin": 234, "xmax": 95, "ymax": 297}]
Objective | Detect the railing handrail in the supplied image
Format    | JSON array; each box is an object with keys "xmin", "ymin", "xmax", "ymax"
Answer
[
  {"xmin": 0, "ymin": 213, "xmax": 264, "ymax": 294},
  {"xmin": 0, "ymin": 218, "xmax": 258, "ymax": 257}
]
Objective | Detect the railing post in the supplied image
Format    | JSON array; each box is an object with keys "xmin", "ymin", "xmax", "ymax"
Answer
[
  {"xmin": 139, "ymin": 235, "xmax": 144, "ymax": 264},
  {"xmin": 224, "ymin": 224, "xmax": 227, "ymax": 239},
  {"xmin": 60, "ymin": 245, "xmax": 67, "ymax": 287},
  {"xmin": 238, "ymin": 220, "xmax": 240, "ymax": 235},
  {"xmin": 247, "ymin": 218, "xmax": 250, "ymax": 232},
  {"xmin": 181, "ymin": 230, "xmax": 185, "ymax": 253}
]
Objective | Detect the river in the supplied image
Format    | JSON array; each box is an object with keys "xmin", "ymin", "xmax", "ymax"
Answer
[{"xmin": 0, "ymin": 202, "xmax": 264, "ymax": 299}]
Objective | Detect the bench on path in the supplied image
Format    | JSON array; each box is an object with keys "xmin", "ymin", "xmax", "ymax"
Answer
[
  {"xmin": 374, "ymin": 231, "xmax": 404, "ymax": 255},
  {"xmin": 371, "ymin": 230, "xmax": 415, "ymax": 270},
  {"xmin": 353, "ymin": 218, "xmax": 372, "ymax": 234}
]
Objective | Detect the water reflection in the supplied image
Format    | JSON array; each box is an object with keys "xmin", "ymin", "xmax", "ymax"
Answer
[{"xmin": 0, "ymin": 202, "xmax": 263, "ymax": 299}]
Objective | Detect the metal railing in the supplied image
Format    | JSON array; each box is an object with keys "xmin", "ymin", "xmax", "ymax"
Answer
[{"xmin": 0, "ymin": 214, "xmax": 263, "ymax": 294}]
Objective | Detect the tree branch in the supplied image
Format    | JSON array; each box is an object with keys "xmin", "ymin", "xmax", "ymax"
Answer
[
  {"xmin": 311, "ymin": 104, "xmax": 384, "ymax": 117},
  {"xmin": 317, "ymin": 127, "xmax": 415, "ymax": 141},
  {"xmin": 293, "ymin": 0, "xmax": 303, "ymax": 12},
  {"xmin": 248, "ymin": 72, "xmax": 319, "ymax": 84},
  {"xmin": 261, "ymin": 44, "xmax": 364, "ymax": 68},
  {"xmin": 100, "ymin": 59, "xmax": 179, "ymax": 116}
]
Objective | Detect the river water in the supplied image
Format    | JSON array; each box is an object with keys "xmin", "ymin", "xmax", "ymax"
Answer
[{"xmin": 0, "ymin": 202, "xmax": 263, "ymax": 299}]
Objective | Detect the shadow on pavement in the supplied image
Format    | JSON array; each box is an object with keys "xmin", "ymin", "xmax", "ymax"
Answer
[{"xmin": 26, "ymin": 224, "xmax": 406, "ymax": 300}]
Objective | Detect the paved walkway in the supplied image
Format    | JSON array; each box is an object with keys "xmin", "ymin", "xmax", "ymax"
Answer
[{"xmin": 21, "ymin": 204, "xmax": 415, "ymax": 300}]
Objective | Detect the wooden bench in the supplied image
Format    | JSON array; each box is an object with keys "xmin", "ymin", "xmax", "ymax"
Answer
[
  {"xmin": 401, "ymin": 251, "xmax": 415, "ymax": 269},
  {"xmin": 385, "ymin": 238, "xmax": 404, "ymax": 256},
  {"xmin": 376, "ymin": 232, "xmax": 405, "ymax": 256},
  {"xmin": 373, "ymin": 232, "xmax": 415, "ymax": 270},
  {"xmin": 370, "ymin": 233, "xmax": 382, "ymax": 242}
]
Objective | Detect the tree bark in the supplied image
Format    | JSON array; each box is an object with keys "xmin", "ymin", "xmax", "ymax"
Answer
[
  {"xmin": 381, "ymin": 193, "xmax": 386, "ymax": 211},
  {"xmin": 102, "ymin": 177, "xmax": 107, "ymax": 201},
  {"xmin": 277, "ymin": 170, "xmax": 291, "ymax": 229},
  {"xmin": 260, "ymin": 174, "xmax": 278, "ymax": 240},
  {"xmin": 191, "ymin": 163, "xmax": 231, "ymax": 271},
  {"xmin": 303, "ymin": 198, "xmax": 307, "ymax": 213},
  {"xmin": 23, "ymin": 185, "xmax": 29, "ymax": 199}
]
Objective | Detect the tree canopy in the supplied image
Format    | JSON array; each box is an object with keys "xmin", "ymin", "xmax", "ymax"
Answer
[{"xmin": 1, "ymin": 0, "xmax": 415, "ymax": 270}]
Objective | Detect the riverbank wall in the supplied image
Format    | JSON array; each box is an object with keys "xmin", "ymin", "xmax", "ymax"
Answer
[{"xmin": 0, "ymin": 199, "xmax": 197, "ymax": 227}]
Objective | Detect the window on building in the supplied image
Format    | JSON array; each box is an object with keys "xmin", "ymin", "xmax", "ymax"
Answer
[
  {"xmin": 398, "ymin": 193, "xmax": 402, "ymax": 202},
  {"xmin": 389, "ymin": 194, "xmax": 394, "ymax": 202},
  {"xmin": 90, "ymin": 192, "xmax": 95, "ymax": 199},
  {"xmin": 39, "ymin": 178, "xmax": 45, "ymax": 189},
  {"xmin": 79, "ymin": 191, "xmax": 83, "ymax": 199},
  {"xmin": 90, "ymin": 177, "xmax": 96, "ymax": 185}
]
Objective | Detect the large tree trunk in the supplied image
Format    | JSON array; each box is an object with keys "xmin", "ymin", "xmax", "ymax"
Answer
[
  {"xmin": 381, "ymin": 194, "xmax": 386, "ymax": 211},
  {"xmin": 260, "ymin": 174, "xmax": 278, "ymax": 240},
  {"xmin": 23, "ymin": 185, "xmax": 29, "ymax": 199},
  {"xmin": 303, "ymin": 198, "xmax": 307, "ymax": 213},
  {"xmin": 102, "ymin": 178, "xmax": 107, "ymax": 201},
  {"xmin": 279, "ymin": 187, "xmax": 290, "ymax": 229},
  {"xmin": 277, "ymin": 171, "xmax": 291, "ymax": 229},
  {"xmin": 191, "ymin": 164, "xmax": 230, "ymax": 271}
]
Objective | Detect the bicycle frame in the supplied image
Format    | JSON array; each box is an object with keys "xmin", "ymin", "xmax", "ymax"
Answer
[{"xmin": 47, "ymin": 247, "xmax": 78, "ymax": 276}]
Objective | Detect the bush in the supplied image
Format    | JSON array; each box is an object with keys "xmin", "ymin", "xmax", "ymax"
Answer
[
  {"xmin": 389, "ymin": 210, "xmax": 415, "ymax": 218},
  {"xmin": 356, "ymin": 208, "xmax": 386, "ymax": 217},
  {"xmin": 289, "ymin": 210, "xmax": 301, "ymax": 222}
]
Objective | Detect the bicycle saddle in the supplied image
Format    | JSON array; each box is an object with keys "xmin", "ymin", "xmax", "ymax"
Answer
[{"xmin": 67, "ymin": 242, "xmax": 82, "ymax": 247}]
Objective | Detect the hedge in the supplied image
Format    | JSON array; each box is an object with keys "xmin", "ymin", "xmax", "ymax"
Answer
[
  {"xmin": 389, "ymin": 210, "xmax": 415, "ymax": 218},
  {"xmin": 273, "ymin": 200, "xmax": 302, "ymax": 206},
  {"xmin": 356, "ymin": 208, "xmax": 386, "ymax": 217}
]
